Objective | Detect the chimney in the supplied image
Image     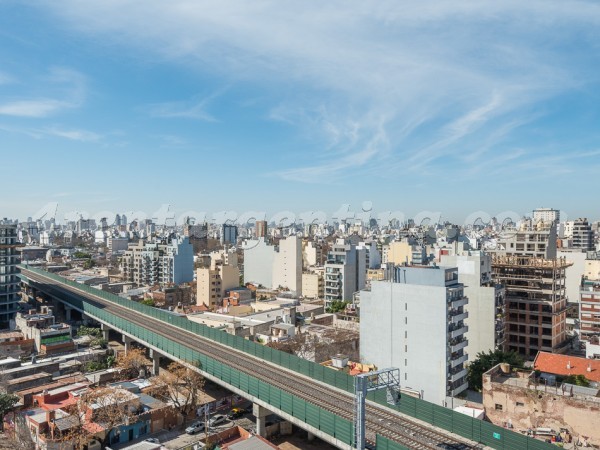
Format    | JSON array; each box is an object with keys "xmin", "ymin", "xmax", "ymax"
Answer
[
  {"xmin": 567, "ymin": 361, "xmax": 571, "ymax": 370},
  {"xmin": 46, "ymin": 410, "xmax": 55, "ymax": 423},
  {"xmin": 587, "ymin": 363, "xmax": 592, "ymax": 372}
]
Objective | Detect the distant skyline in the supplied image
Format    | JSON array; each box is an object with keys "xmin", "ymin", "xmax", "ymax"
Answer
[{"xmin": 1, "ymin": 2, "xmax": 600, "ymax": 221}]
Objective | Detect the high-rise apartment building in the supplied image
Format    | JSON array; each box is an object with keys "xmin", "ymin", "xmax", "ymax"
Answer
[
  {"xmin": 272, "ymin": 235, "xmax": 302, "ymax": 295},
  {"xmin": 571, "ymin": 218, "xmax": 594, "ymax": 252},
  {"xmin": 120, "ymin": 236, "xmax": 194, "ymax": 286},
  {"xmin": 489, "ymin": 222, "xmax": 570, "ymax": 359},
  {"xmin": 243, "ymin": 238, "xmax": 275, "ymax": 288},
  {"xmin": 324, "ymin": 239, "xmax": 366, "ymax": 307},
  {"xmin": 0, "ymin": 220, "xmax": 20, "ymax": 328},
  {"xmin": 580, "ymin": 254, "xmax": 600, "ymax": 341},
  {"xmin": 197, "ymin": 253, "xmax": 240, "ymax": 309},
  {"xmin": 360, "ymin": 266, "xmax": 469, "ymax": 405},
  {"xmin": 440, "ymin": 250, "xmax": 505, "ymax": 361},
  {"xmin": 492, "ymin": 255, "xmax": 569, "ymax": 358},
  {"xmin": 221, "ymin": 224, "xmax": 238, "ymax": 246},
  {"xmin": 532, "ymin": 208, "xmax": 560, "ymax": 225},
  {"xmin": 255, "ymin": 220, "xmax": 268, "ymax": 239}
]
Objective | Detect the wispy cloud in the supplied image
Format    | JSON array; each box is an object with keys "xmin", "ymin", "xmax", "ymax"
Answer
[
  {"xmin": 44, "ymin": 127, "xmax": 100, "ymax": 141},
  {"xmin": 0, "ymin": 123, "xmax": 101, "ymax": 141},
  {"xmin": 38, "ymin": 1, "xmax": 600, "ymax": 181},
  {"xmin": 145, "ymin": 91, "xmax": 223, "ymax": 121},
  {"xmin": 0, "ymin": 99, "xmax": 72, "ymax": 118},
  {"xmin": 0, "ymin": 67, "xmax": 86, "ymax": 118}
]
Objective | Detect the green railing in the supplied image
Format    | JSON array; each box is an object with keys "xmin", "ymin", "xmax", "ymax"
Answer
[{"xmin": 21, "ymin": 266, "xmax": 558, "ymax": 450}]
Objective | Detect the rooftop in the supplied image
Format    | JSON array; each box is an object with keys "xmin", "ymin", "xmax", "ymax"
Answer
[{"xmin": 534, "ymin": 352, "xmax": 600, "ymax": 383}]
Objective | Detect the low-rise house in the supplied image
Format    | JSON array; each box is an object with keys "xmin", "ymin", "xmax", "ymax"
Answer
[
  {"xmin": 15, "ymin": 306, "xmax": 75, "ymax": 355},
  {"xmin": 483, "ymin": 362, "xmax": 600, "ymax": 446},
  {"xmin": 22, "ymin": 384, "xmax": 176, "ymax": 449},
  {"xmin": 0, "ymin": 330, "xmax": 35, "ymax": 358}
]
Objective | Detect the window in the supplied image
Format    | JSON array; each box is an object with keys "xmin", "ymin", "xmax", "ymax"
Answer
[
  {"xmin": 516, "ymin": 402, "xmax": 524, "ymax": 407},
  {"xmin": 495, "ymin": 404, "xmax": 503, "ymax": 411}
]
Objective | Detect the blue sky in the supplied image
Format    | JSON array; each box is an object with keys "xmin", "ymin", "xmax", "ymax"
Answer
[{"xmin": 1, "ymin": 1, "xmax": 600, "ymax": 224}]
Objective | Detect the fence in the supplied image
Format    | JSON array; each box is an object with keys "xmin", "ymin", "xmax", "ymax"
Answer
[{"xmin": 21, "ymin": 266, "xmax": 557, "ymax": 450}]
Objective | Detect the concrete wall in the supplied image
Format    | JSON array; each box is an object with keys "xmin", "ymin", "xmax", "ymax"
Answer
[
  {"xmin": 386, "ymin": 241, "xmax": 413, "ymax": 265},
  {"xmin": 243, "ymin": 238, "xmax": 275, "ymax": 288},
  {"xmin": 558, "ymin": 250, "xmax": 587, "ymax": 303},
  {"xmin": 360, "ymin": 280, "xmax": 449, "ymax": 405},
  {"xmin": 302, "ymin": 273, "xmax": 323, "ymax": 299},
  {"xmin": 273, "ymin": 236, "xmax": 302, "ymax": 295},
  {"xmin": 483, "ymin": 367, "xmax": 600, "ymax": 446}
]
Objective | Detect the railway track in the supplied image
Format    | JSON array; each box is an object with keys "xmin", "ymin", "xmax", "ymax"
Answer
[{"xmin": 23, "ymin": 269, "xmax": 478, "ymax": 450}]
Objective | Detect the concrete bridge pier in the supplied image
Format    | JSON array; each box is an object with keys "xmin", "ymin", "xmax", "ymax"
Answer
[
  {"xmin": 122, "ymin": 335, "xmax": 133, "ymax": 354},
  {"xmin": 100, "ymin": 323, "xmax": 111, "ymax": 341},
  {"xmin": 253, "ymin": 404, "xmax": 270, "ymax": 437},
  {"xmin": 149, "ymin": 349, "xmax": 161, "ymax": 376},
  {"xmin": 64, "ymin": 306, "xmax": 72, "ymax": 321}
]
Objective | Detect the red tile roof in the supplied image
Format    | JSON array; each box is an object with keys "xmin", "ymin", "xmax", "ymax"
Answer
[{"xmin": 533, "ymin": 352, "xmax": 600, "ymax": 382}]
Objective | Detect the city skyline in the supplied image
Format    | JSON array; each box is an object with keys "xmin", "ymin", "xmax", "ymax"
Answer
[{"xmin": 2, "ymin": 2, "xmax": 600, "ymax": 219}]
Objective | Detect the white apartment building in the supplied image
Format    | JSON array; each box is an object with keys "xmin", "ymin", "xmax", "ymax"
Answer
[
  {"xmin": 490, "ymin": 221, "xmax": 557, "ymax": 259},
  {"xmin": 532, "ymin": 208, "xmax": 560, "ymax": 225},
  {"xmin": 440, "ymin": 250, "xmax": 505, "ymax": 361},
  {"xmin": 272, "ymin": 235, "xmax": 303, "ymax": 295},
  {"xmin": 302, "ymin": 240, "xmax": 322, "ymax": 267},
  {"xmin": 324, "ymin": 239, "xmax": 366, "ymax": 307},
  {"xmin": 119, "ymin": 236, "xmax": 194, "ymax": 286},
  {"xmin": 243, "ymin": 238, "xmax": 275, "ymax": 288},
  {"xmin": 360, "ymin": 266, "xmax": 469, "ymax": 405}
]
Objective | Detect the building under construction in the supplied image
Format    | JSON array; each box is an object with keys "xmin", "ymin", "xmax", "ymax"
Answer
[{"xmin": 492, "ymin": 254, "xmax": 571, "ymax": 359}]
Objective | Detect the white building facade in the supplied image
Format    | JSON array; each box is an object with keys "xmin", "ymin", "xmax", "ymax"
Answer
[
  {"xmin": 360, "ymin": 266, "xmax": 469, "ymax": 405},
  {"xmin": 440, "ymin": 250, "xmax": 505, "ymax": 361}
]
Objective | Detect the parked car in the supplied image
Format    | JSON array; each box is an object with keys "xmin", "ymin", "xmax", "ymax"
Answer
[
  {"xmin": 145, "ymin": 438, "xmax": 160, "ymax": 444},
  {"xmin": 227, "ymin": 407, "xmax": 247, "ymax": 419},
  {"xmin": 185, "ymin": 421, "xmax": 205, "ymax": 434},
  {"xmin": 209, "ymin": 414, "xmax": 227, "ymax": 427}
]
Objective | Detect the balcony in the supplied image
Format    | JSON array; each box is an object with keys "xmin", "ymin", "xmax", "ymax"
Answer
[
  {"xmin": 450, "ymin": 311, "xmax": 468, "ymax": 324},
  {"xmin": 449, "ymin": 325, "xmax": 468, "ymax": 339},
  {"xmin": 449, "ymin": 338, "xmax": 468, "ymax": 353},
  {"xmin": 448, "ymin": 380, "xmax": 468, "ymax": 397},
  {"xmin": 448, "ymin": 368, "xmax": 468, "ymax": 383},
  {"xmin": 450, "ymin": 354, "xmax": 468, "ymax": 368},
  {"xmin": 448, "ymin": 297, "xmax": 467, "ymax": 308}
]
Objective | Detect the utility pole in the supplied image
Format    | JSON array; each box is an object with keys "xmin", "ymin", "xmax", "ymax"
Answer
[{"xmin": 354, "ymin": 368, "xmax": 400, "ymax": 450}]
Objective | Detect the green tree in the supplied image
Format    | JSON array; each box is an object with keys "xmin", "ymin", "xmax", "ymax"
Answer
[
  {"xmin": 140, "ymin": 298, "xmax": 155, "ymax": 307},
  {"xmin": 326, "ymin": 301, "xmax": 348, "ymax": 313},
  {"xmin": 77, "ymin": 326, "xmax": 102, "ymax": 338},
  {"xmin": 467, "ymin": 349, "xmax": 524, "ymax": 391},
  {"xmin": 0, "ymin": 393, "xmax": 19, "ymax": 431},
  {"xmin": 563, "ymin": 374, "xmax": 590, "ymax": 387}
]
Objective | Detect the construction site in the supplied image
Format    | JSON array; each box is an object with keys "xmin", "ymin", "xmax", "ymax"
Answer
[{"xmin": 491, "ymin": 255, "xmax": 572, "ymax": 359}]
